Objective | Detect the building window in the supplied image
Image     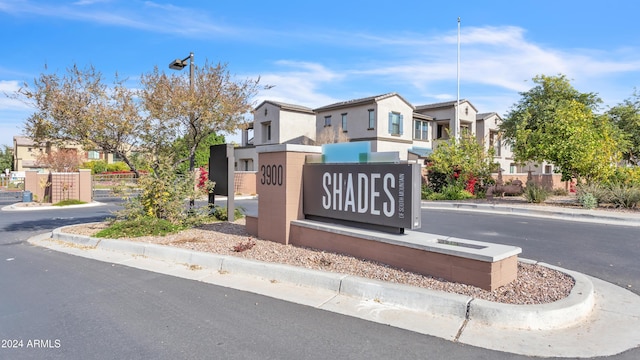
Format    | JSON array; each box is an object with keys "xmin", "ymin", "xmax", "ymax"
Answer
[
  {"xmin": 27, "ymin": 147, "xmax": 32, "ymax": 152},
  {"xmin": 510, "ymin": 163, "xmax": 516, "ymax": 174},
  {"xmin": 388, "ymin": 112, "xmax": 403, "ymax": 135},
  {"xmin": 437, "ymin": 124, "xmax": 449, "ymax": 139},
  {"xmin": 489, "ymin": 131, "xmax": 501, "ymax": 156},
  {"xmin": 324, "ymin": 115, "xmax": 331, "ymax": 127},
  {"xmin": 341, "ymin": 113, "xmax": 347, "ymax": 132},
  {"xmin": 368, "ymin": 109, "xmax": 375, "ymax": 129},
  {"xmin": 544, "ymin": 165, "xmax": 552, "ymax": 174},
  {"xmin": 413, "ymin": 120, "xmax": 428, "ymax": 140},
  {"xmin": 87, "ymin": 150, "xmax": 100, "ymax": 160},
  {"xmin": 262, "ymin": 122, "xmax": 271, "ymax": 142}
]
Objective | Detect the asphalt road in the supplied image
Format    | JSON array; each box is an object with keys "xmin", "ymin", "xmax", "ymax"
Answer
[
  {"xmin": 419, "ymin": 209, "xmax": 640, "ymax": 296},
  {"xmin": 1, "ymin": 199, "xmax": 639, "ymax": 359}
]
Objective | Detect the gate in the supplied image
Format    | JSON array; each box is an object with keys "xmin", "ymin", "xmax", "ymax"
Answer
[{"xmin": 92, "ymin": 173, "xmax": 140, "ymax": 199}]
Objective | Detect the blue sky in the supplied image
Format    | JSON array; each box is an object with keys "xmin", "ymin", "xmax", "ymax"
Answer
[{"xmin": 1, "ymin": 0, "xmax": 640, "ymax": 148}]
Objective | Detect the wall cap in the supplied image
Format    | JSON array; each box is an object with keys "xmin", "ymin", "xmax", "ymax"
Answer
[{"xmin": 256, "ymin": 144, "xmax": 321, "ymax": 154}]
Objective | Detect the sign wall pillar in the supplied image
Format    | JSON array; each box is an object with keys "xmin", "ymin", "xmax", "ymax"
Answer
[{"xmin": 256, "ymin": 144, "xmax": 321, "ymax": 244}]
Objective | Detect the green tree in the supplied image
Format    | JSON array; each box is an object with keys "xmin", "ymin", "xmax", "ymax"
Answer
[
  {"xmin": 173, "ymin": 132, "xmax": 226, "ymax": 174},
  {"xmin": 0, "ymin": 145, "xmax": 13, "ymax": 172},
  {"xmin": 500, "ymin": 74, "xmax": 623, "ymax": 182},
  {"xmin": 427, "ymin": 131, "xmax": 496, "ymax": 193},
  {"xmin": 607, "ymin": 90, "xmax": 640, "ymax": 165}
]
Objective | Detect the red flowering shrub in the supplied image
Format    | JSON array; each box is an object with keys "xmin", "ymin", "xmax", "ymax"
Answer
[
  {"xmin": 466, "ymin": 177, "xmax": 477, "ymax": 195},
  {"xmin": 197, "ymin": 167, "xmax": 208, "ymax": 189}
]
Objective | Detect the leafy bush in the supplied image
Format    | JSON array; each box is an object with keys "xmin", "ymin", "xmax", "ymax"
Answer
[
  {"xmin": 552, "ymin": 188, "xmax": 569, "ymax": 196},
  {"xmin": 106, "ymin": 161, "xmax": 131, "ymax": 172},
  {"xmin": 211, "ymin": 205, "xmax": 244, "ymax": 221},
  {"xmin": 524, "ymin": 183, "xmax": 549, "ymax": 203},
  {"xmin": 421, "ymin": 184, "xmax": 434, "ymax": 200},
  {"xmin": 427, "ymin": 184, "xmax": 474, "ymax": 201},
  {"xmin": 95, "ymin": 217, "xmax": 186, "ymax": 238},
  {"xmin": 606, "ymin": 166, "xmax": 640, "ymax": 186},
  {"xmin": 474, "ymin": 187, "xmax": 487, "ymax": 199},
  {"xmin": 577, "ymin": 192, "xmax": 598, "ymax": 209},
  {"xmin": 578, "ymin": 183, "xmax": 612, "ymax": 204},
  {"xmin": 116, "ymin": 159, "xmax": 196, "ymax": 224},
  {"xmin": 82, "ymin": 160, "xmax": 108, "ymax": 174},
  {"xmin": 608, "ymin": 184, "xmax": 640, "ymax": 209},
  {"xmin": 426, "ymin": 169, "xmax": 448, "ymax": 193}
]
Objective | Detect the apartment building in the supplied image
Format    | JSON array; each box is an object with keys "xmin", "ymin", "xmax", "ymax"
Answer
[
  {"xmin": 12, "ymin": 136, "xmax": 117, "ymax": 172},
  {"xmin": 235, "ymin": 93, "xmax": 528, "ymax": 174}
]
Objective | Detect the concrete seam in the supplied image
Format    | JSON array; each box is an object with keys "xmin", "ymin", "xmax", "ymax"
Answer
[
  {"xmin": 317, "ymin": 294, "xmax": 340, "ymax": 308},
  {"xmin": 465, "ymin": 298, "xmax": 473, "ymax": 319},
  {"xmin": 337, "ymin": 275, "xmax": 346, "ymax": 295},
  {"xmin": 454, "ymin": 298, "xmax": 474, "ymax": 342}
]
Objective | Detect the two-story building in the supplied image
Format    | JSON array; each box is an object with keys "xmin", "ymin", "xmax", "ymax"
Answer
[
  {"xmin": 234, "ymin": 101, "xmax": 316, "ymax": 172},
  {"xmin": 234, "ymin": 93, "xmax": 535, "ymax": 176},
  {"xmin": 12, "ymin": 135, "xmax": 119, "ymax": 172}
]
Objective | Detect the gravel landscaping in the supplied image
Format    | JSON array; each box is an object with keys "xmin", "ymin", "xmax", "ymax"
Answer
[{"xmin": 60, "ymin": 219, "xmax": 575, "ymax": 305}]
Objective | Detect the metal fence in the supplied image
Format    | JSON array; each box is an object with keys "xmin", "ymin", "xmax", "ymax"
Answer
[
  {"xmin": 0, "ymin": 176, "xmax": 24, "ymax": 202},
  {"xmin": 0, "ymin": 177, "xmax": 23, "ymax": 189},
  {"xmin": 0, "ymin": 190, "xmax": 23, "ymax": 203},
  {"xmin": 92, "ymin": 173, "xmax": 140, "ymax": 199}
]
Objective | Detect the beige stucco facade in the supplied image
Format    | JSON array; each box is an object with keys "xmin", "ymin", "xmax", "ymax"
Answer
[
  {"xmin": 253, "ymin": 101, "xmax": 316, "ymax": 146},
  {"xmin": 12, "ymin": 136, "xmax": 118, "ymax": 172},
  {"xmin": 236, "ymin": 101, "xmax": 317, "ymax": 172},
  {"xmin": 314, "ymin": 94, "xmax": 416, "ymax": 160},
  {"xmin": 237, "ymin": 93, "xmax": 519, "ymax": 176}
]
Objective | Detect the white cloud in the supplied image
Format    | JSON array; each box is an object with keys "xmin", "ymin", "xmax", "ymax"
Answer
[
  {"xmin": 250, "ymin": 61, "xmax": 344, "ymax": 108},
  {"xmin": 0, "ymin": 0, "xmax": 234, "ymax": 37},
  {"xmin": 0, "ymin": 81, "xmax": 32, "ymax": 111},
  {"xmin": 329, "ymin": 25, "xmax": 640, "ymax": 112},
  {"xmin": 73, "ymin": 0, "xmax": 111, "ymax": 5},
  {"xmin": 0, "ymin": 80, "xmax": 20, "ymax": 93}
]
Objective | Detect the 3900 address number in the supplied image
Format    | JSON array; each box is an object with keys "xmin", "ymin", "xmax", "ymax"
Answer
[{"xmin": 260, "ymin": 164, "xmax": 283, "ymax": 186}]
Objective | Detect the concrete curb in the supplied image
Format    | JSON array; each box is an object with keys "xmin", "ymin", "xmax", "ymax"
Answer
[
  {"xmin": 48, "ymin": 226, "xmax": 594, "ymax": 330},
  {"xmin": 468, "ymin": 263, "xmax": 595, "ymax": 330},
  {"xmin": 2, "ymin": 201, "xmax": 106, "ymax": 212}
]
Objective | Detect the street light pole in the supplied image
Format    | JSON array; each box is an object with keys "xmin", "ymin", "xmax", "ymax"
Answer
[
  {"xmin": 169, "ymin": 51, "xmax": 196, "ymax": 208},
  {"xmin": 455, "ymin": 17, "xmax": 461, "ymax": 140}
]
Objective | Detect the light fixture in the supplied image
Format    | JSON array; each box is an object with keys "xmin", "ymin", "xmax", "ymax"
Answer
[
  {"xmin": 169, "ymin": 58, "xmax": 187, "ymax": 70},
  {"xmin": 168, "ymin": 52, "xmax": 194, "ymax": 89}
]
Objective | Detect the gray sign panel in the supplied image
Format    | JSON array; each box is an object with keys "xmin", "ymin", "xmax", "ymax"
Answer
[{"xmin": 303, "ymin": 163, "xmax": 421, "ymax": 230}]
